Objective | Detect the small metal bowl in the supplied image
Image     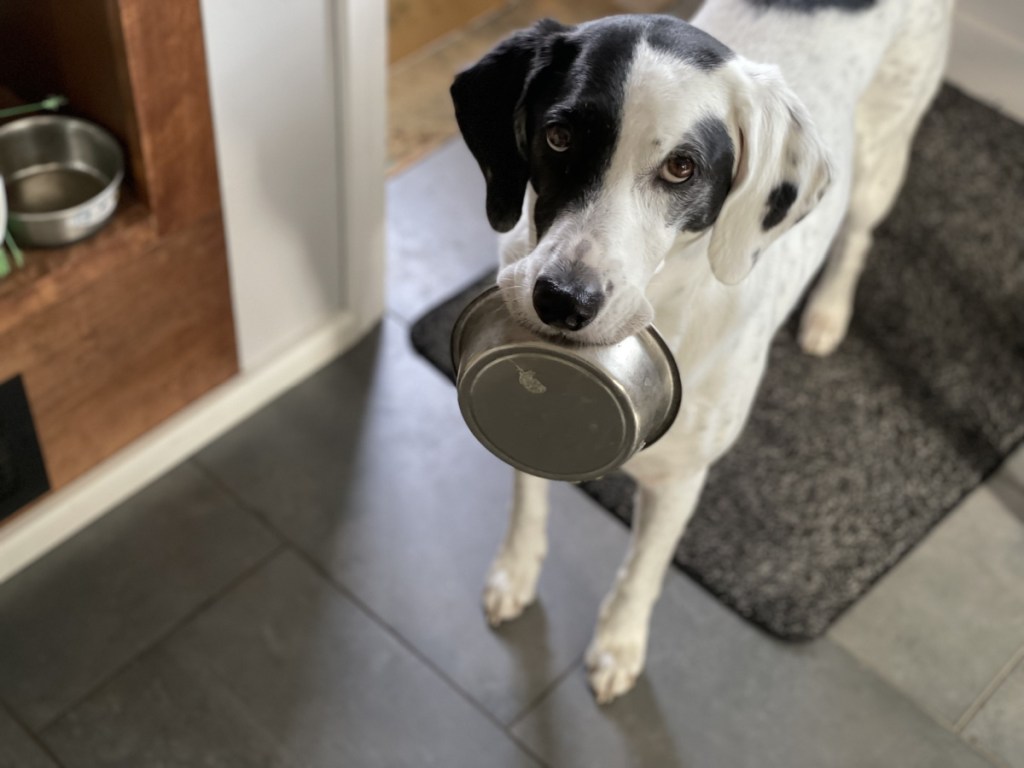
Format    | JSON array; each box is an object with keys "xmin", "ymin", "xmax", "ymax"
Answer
[
  {"xmin": 451, "ymin": 286, "xmax": 682, "ymax": 482},
  {"xmin": 0, "ymin": 115, "xmax": 124, "ymax": 247}
]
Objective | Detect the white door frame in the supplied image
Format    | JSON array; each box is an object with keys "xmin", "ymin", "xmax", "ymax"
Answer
[{"xmin": 334, "ymin": 0, "xmax": 388, "ymax": 339}]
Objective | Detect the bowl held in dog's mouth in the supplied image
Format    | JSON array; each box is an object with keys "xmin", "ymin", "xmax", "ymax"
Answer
[{"xmin": 451, "ymin": 286, "xmax": 682, "ymax": 482}]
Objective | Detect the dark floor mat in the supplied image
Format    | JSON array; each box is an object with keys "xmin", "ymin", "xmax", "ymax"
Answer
[{"xmin": 410, "ymin": 85, "xmax": 1024, "ymax": 640}]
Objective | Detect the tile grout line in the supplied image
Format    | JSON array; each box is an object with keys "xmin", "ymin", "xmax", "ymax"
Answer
[
  {"xmin": 0, "ymin": 698, "xmax": 67, "ymax": 768},
  {"xmin": 33, "ymin": 540, "xmax": 286, "ymax": 734},
  {"xmin": 507, "ymin": 652, "xmax": 585, "ymax": 729},
  {"xmin": 289, "ymin": 545, "xmax": 555, "ymax": 768},
  {"xmin": 826, "ymin": 639, "xmax": 1009, "ymax": 768},
  {"xmin": 190, "ymin": 458, "xmax": 558, "ymax": 768},
  {"xmin": 385, "ymin": 306, "xmax": 414, "ymax": 329},
  {"xmin": 954, "ymin": 640, "xmax": 1024, "ymax": 734}
]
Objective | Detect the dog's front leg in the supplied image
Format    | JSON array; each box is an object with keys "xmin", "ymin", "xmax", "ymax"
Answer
[
  {"xmin": 483, "ymin": 470, "xmax": 550, "ymax": 627},
  {"xmin": 586, "ymin": 469, "xmax": 707, "ymax": 703}
]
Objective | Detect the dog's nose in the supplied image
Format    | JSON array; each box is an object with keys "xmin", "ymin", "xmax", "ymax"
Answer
[{"xmin": 532, "ymin": 274, "xmax": 605, "ymax": 331}]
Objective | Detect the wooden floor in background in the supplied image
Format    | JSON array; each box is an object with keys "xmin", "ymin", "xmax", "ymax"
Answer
[
  {"xmin": 389, "ymin": 0, "xmax": 504, "ymax": 63},
  {"xmin": 387, "ymin": 0, "xmax": 696, "ymax": 174}
]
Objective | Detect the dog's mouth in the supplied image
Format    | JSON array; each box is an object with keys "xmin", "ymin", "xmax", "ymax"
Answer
[{"xmin": 496, "ymin": 270, "xmax": 653, "ymax": 348}]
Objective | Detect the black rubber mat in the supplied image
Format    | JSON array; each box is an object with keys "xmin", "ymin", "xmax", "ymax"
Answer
[{"xmin": 410, "ymin": 86, "xmax": 1024, "ymax": 639}]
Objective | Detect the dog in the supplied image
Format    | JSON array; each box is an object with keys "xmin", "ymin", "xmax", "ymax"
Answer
[{"xmin": 450, "ymin": 0, "xmax": 953, "ymax": 703}]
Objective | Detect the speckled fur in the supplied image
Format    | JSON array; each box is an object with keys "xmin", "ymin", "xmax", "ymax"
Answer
[{"xmin": 463, "ymin": 0, "xmax": 954, "ymax": 703}]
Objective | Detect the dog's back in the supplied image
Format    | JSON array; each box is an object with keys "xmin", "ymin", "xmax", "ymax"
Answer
[{"xmin": 690, "ymin": 0, "xmax": 952, "ymax": 327}]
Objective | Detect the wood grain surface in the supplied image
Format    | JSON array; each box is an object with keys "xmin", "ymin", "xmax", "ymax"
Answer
[
  {"xmin": 115, "ymin": 0, "xmax": 222, "ymax": 233},
  {"xmin": 389, "ymin": 0, "xmax": 506, "ymax": 63},
  {"xmin": 0, "ymin": 214, "xmax": 237, "ymax": 489},
  {"xmin": 0, "ymin": 0, "xmax": 237, "ymax": 502}
]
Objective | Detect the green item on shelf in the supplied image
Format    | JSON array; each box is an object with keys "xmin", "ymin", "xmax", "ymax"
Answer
[
  {"xmin": 6, "ymin": 231, "xmax": 23, "ymax": 268},
  {"xmin": 0, "ymin": 231, "xmax": 25, "ymax": 279},
  {"xmin": 0, "ymin": 95, "xmax": 68, "ymax": 121}
]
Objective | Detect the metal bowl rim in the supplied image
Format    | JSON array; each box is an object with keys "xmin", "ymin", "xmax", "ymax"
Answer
[
  {"xmin": 641, "ymin": 320, "xmax": 683, "ymax": 448},
  {"xmin": 0, "ymin": 115, "xmax": 125, "ymax": 222},
  {"xmin": 451, "ymin": 284, "xmax": 682, "ymax": 450}
]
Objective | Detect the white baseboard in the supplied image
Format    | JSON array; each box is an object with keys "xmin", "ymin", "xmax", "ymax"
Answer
[{"xmin": 0, "ymin": 310, "xmax": 368, "ymax": 584}]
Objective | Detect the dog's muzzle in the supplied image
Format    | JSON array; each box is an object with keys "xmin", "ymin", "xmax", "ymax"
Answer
[
  {"xmin": 451, "ymin": 286, "xmax": 682, "ymax": 482},
  {"xmin": 530, "ymin": 260, "xmax": 605, "ymax": 332}
]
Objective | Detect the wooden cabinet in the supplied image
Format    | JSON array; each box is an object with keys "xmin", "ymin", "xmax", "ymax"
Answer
[{"xmin": 0, "ymin": 0, "xmax": 237, "ymax": 513}]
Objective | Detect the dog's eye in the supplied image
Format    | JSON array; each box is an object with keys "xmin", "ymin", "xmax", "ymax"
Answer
[
  {"xmin": 661, "ymin": 154, "xmax": 695, "ymax": 183},
  {"xmin": 546, "ymin": 124, "xmax": 571, "ymax": 152}
]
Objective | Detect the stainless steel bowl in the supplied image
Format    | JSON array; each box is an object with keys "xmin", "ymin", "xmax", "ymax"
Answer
[
  {"xmin": 451, "ymin": 286, "xmax": 682, "ymax": 482},
  {"xmin": 0, "ymin": 115, "xmax": 124, "ymax": 247}
]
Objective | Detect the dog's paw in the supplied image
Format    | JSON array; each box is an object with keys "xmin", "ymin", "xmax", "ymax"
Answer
[
  {"xmin": 585, "ymin": 625, "xmax": 647, "ymax": 704},
  {"xmin": 798, "ymin": 302, "xmax": 851, "ymax": 357},
  {"xmin": 482, "ymin": 555, "xmax": 541, "ymax": 628}
]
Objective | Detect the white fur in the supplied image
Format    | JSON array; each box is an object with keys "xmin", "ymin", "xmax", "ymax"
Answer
[{"xmin": 484, "ymin": 0, "xmax": 953, "ymax": 703}]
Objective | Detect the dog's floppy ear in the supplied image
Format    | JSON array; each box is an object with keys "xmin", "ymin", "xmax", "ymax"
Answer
[
  {"xmin": 707, "ymin": 59, "xmax": 833, "ymax": 285},
  {"xmin": 451, "ymin": 19, "xmax": 569, "ymax": 233}
]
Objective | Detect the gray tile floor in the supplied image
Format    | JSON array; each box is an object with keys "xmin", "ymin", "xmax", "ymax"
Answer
[{"xmin": 1, "ymin": 139, "xmax": 1022, "ymax": 767}]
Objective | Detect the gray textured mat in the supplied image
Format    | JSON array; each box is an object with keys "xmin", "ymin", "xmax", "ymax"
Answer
[{"xmin": 410, "ymin": 86, "xmax": 1024, "ymax": 639}]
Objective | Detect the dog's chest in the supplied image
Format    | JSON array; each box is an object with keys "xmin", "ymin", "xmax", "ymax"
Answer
[{"xmin": 647, "ymin": 248, "xmax": 776, "ymax": 372}]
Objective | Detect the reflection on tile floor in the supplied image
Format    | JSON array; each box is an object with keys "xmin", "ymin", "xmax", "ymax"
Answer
[
  {"xmin": 0, "ymin": 463, "xmax": 278, "ymax": 729},
  {"xmin": 42, "ymin": 552, "xmax": 542, "ymax": 768}
]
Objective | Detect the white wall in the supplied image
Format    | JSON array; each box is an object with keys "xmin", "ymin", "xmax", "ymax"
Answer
[
  {"xmin": 200, "ymin": 0, "xmax": 383, "ymax": 370},
  {"xmin": 947, "ymin": 0, "xmax": 1024, "ymax": 122}
]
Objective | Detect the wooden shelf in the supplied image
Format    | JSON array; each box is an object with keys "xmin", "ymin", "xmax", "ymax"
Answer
[
  {"xmin": 0, "ymin": 0, "xmax": 237, "ymax": 505},
  {"xmin": 0, "ymin": 195, "xmax": 156, "ymax": 334},
  {"xmin": 0, "ymin": 208, "xmax": 236, "ymax": 490}
]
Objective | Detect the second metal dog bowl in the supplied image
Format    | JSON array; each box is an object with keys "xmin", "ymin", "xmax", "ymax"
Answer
[
  {"xmin": 452, "ymin": 286, "xmax": 682, "ymax": 482},
  {"xmin": 0, "ymin": 115, "xmax": 124, "ymax": 247}
]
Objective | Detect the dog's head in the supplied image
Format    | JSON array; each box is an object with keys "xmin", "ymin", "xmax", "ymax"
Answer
[{"xmin": 451, "ymin": 15, "xmax": 832, "ymax": 344}]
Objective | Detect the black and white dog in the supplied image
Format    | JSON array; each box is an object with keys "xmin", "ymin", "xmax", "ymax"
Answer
[{"xmin": 451, "ymin": 0, "xmax": 952, "ymax": 703}]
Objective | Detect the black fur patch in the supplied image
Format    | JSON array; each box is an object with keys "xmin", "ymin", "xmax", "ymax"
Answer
[
  {"xmin": 640, "ymin": 14, "xmax": 733, "ymax": 71},
  {"xmin": 451, "ymin": 19, "xmax": 569, "ymax": 232},
  {"xmin": 763, "ymin": 182, "xmax": 798, "ymax": 230},
  {"xmin": 745, "ymin": 0, "xmax": 876, "ymax": 12},
  {"xmin": 526, "ymin": 17, "xmax": 733, "ymax": 238},
  {"xmin": 452, "ymin": 15, "xmax": 736, "ymax": 236},
  {"xmin": 524, "ymin": 25, "xmax": 628, "ymax": 239},
  {"xmin": 664, "ymin": 116, "xmax": 735, "ymax": 232}
]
